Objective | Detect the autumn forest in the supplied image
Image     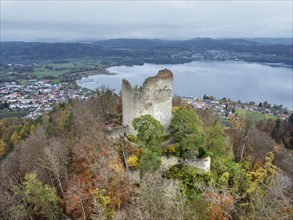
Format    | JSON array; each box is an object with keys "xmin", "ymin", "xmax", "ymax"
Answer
[{"xmin": 0, "ymin": 88, "xmax": 292, "ymax": 220}]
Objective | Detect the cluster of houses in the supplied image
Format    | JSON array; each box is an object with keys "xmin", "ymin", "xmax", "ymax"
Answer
[
  {"xmin": 172, "ymin": 50, "xmax": 261, "ymax": 62},
  {"xmin": 1, "ymin": 79, "xmax": 291, "ymax": 122},
  {"xmin": 181, "ymin": 96, "xmax": 291, "ymax": 121},
  {"xmin": 0, "ymin": 80, "xmax": 91, "ymax": 119}
]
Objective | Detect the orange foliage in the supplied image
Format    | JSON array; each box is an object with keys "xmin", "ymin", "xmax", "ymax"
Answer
[
  {"xmin": 207, "ymin": 191, "xmax": 234, "ymax": 220},
  {"xmin": 64, "ymin": 123, "xmax": 131, "ymax": 218},
  {"xmin": 229, "ymin": 113, "xmax": 237, "ymax": 128}
]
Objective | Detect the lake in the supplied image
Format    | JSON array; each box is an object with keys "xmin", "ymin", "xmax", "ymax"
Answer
[{"xmin": 77, "ymin": 61, "xmax": 293, "ymax": 109}]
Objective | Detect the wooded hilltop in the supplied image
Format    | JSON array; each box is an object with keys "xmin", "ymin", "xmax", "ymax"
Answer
[{"xmin": 0, "ymin": 88, "xmax": 292, "ymax": 220}]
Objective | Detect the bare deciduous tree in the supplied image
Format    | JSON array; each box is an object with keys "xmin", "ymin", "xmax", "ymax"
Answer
[{"xmin": 40, "ymin": 138, "xmax": 70, "ymax": 198}]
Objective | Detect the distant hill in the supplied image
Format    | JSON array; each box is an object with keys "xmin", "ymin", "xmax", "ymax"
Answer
[
  {"xmin": 92, "ymin": 38, "xmax": 260, "ymax": 49},
  {"xmin": 1, "ymin": 38, "xmax": 292, "ymax": 66},
  {"xmin": 245, "ymin": 38, "xmax": 293, "ymax": 45},
  {"xmin": 93, "ymin": 38, "xmax": 167, "ymax": 49}
]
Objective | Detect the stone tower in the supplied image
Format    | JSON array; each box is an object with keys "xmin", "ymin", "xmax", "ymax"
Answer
[{"xmin": 122, "ymin": 69, "xmax": 173, "ymax": 134}]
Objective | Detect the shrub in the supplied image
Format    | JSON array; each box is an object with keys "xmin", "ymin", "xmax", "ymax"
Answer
[
  {"xmin": 132, "ymin": 114, "xmax": 165, "ymax": 149},
  {"xmin": 171, "ymin": 108, "xmax": 205, "ymax": 158},
  {"xmin": 198, "ymin": 147, "xmax": 207, "ymax": 158},
  {"xmin": 139, "ymin": 149, "xmax": 161, "ymax": 176},
  {"xmin": 11, "ymin": 173, "xmax": 61, "ymax": 220},
  {"xmin": 125, "ymin": 144, "xmax": 142, "ymax": 157},
  {"xmin": 162, "ymin": 144, "xmax": 177, "ymax": 157},
  {"xmin": 163, "ymin": 164, "xmax": 215, "ymax": 199},
  {"xmin": 132, "ymin": 115, "xmax": 164, "ymax": 176},
  {"xmin": 127, "ymin": 134, "xmax": 137, "ymax": 143},
  {"xmin": 127, "ymin": 155, "xmax": 139, "ymax": 168},
  {"xmin": 218, "ymin": 172, "xmax": 230, "ymax": 187},
  {"xmin": 172, "ymin": 106, "xmax": 180, "ymax": 113}
]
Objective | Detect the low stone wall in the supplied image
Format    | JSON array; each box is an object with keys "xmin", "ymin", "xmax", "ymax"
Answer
[
  {"xmin": 104, "ymin": 125, "xmax": 129, "ymax": 141},
  {"xmin": 183, "ymin": 156, "xmax": 211, "ymax": 173},
  {"xmin": 126, "ymin": 156, "xmax": 211, "ymax": 183},
  {"xmin": 161, "ymin": 156, "xmax": 179, "ymax": 171},
  {"xmin": 161, "ymin": 156, "xmax": 211, "ymax": 173}
]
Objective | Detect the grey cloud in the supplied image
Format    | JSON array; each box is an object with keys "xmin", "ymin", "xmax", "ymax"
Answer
[{"xmin": 1, "ymin": 1, "xmax": 292, "ymax": 41}]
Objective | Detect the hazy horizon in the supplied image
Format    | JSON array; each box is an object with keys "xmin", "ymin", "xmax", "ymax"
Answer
[
  {"xmin": 1, "ymin": 1, "xmax": 292, "ymax": 42},
  {"xmin": 1, "ymin": 37, "xmax": 293, "ymax": 44}
]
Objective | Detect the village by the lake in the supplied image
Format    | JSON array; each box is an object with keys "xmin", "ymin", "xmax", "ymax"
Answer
[{"xmin": 1, "ymin": 79, "xmax": 290, "ymax": 122}]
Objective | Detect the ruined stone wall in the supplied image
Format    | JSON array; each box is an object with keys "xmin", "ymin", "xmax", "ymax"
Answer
[
  {"xmin": 122, "ymin": 69, "xmax": 173, "ymax": 134},
  {"xmin": 161, "ymin": 156, "xmax": 211, "ymax": 173},
  {"xmin": 184, "ymin": 156, "xmax": 211, "ymax": 173},
  {"xmin": 104, "ymin": 125, "xmax": 128, "ymax": 141},
  {"xmin": 161, "ymin": 156, "xmax": 179, "ymax": 171}
]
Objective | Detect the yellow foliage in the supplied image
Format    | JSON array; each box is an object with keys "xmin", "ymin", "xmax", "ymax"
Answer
[
  {"xmin": 58, "ymin": 109, "xmax": 66, "ymax": 130},
  {"xmin": 92, "ymin": 188, "xmax": 113, "ymax": 218},
  {"xmin": 30, "ymin": 124, "xmax": 37, "ymax": 134},
  {"xmin": 127, "ymin": 155, "xmax": 139, "ymax": 168},
  {"xmin": 219, "ymin": 172, "xmax": 230, "ymax": 186},
  {"xmin": 127, "ymin": 134, "xmax": 136, "ymax": 142},
  {"xmin": 0, "ymin": 139, "xmax": 7, "ymax": 157},
  {"xmin": 172, "ymin": 106, "xmax": 180, "ymax": 113},
  {"xmin": 246, "ymin": 152, "xmax": 277, "ymax": 197},
  {"xmin": 41, "ymin": 112, "xmax": 49, "ymax": 123},
  {"xmin": 92, "ymin": 188, "xmax": 112, "ymax": 206},
  {"xmin": 272, "ymin": 145, "xmax": 281, "ymax": 153},
  {"xmin": 10, "ymin": 130, "xmax": 21, "ymax": 145}
]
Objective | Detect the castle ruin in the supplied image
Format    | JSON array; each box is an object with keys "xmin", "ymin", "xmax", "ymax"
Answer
[{"xmin": 122, "ymin": 69, "xmax": 173, "ymax": 134}]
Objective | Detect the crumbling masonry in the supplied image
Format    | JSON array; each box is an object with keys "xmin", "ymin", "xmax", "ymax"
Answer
[{"xmin": 122, "ymin": 69, "xmax": 173, "ymax": 134}]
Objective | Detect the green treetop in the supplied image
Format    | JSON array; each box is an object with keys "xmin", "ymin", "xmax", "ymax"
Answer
[
  {"xmin": 132, "ymin": 114, "xmax": 165, "ymax": 175},
  {"xmin": 132, "ymin": 114, "xmax": 165, "ymax": 151},
  {"xmin": 171, "ymin": 108, "xmax": 204, "ymax": 158}
]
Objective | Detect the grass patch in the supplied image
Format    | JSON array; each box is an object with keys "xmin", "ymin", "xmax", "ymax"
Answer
[
  {"xmin": 51, "ymin": 63, "xmax": 74, "ymax": 68},
  {"xmin": 1, "ymin": 59, "xmax": 103, "ymax": 84},
  {"xmin": 236, "ymin": 109, "xmax": 278, "ymax": 122},
  {"xmin": 36, "ymin": 71, "xmax": 63, "ymax": 77},
  {"xmin": 0, "ymin": 110, "xmax": 30, "ymax": 119},
  {"xmin": 33, "ymin": 68, "xmax": 64, "ymax": 77}
]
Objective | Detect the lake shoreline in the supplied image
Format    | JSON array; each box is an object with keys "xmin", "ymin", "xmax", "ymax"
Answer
[
  {"xmin": 77, "ymin": 61, "xmax": 293, "ymax": 109},
  {"xmin": 78, "ymin": 60, "xmax": 293, "ymax": 82}
]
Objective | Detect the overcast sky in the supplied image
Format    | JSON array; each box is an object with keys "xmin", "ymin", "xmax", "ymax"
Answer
[{"xmin": 1, "ymin": 0, "xmax": 292, "ymax": 42}]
